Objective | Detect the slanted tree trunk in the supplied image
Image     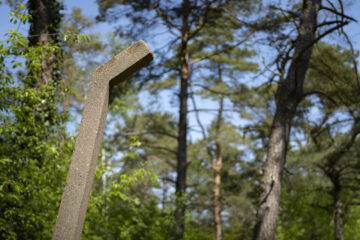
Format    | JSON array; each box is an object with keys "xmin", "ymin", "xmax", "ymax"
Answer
[
  {"xmin": 213, "ymin": 94, "xmax": 224, "ymax": 240},
  {"xmin": 253, "ymin": 1, "xmax": 321, "ymax": 239},
  {"xmin": 174, "ymin": 0, "xmax": 190, "ymax": 239}
]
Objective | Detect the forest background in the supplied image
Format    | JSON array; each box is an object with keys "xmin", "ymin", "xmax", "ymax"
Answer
[{"xmin": 1, "ymin": 0, "xmax": 360, "ymax": 240}]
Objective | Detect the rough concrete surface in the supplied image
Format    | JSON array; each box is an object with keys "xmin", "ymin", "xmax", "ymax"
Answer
[{"xmin": 52, "ymin": 41, "xmax": 153, "ymax": 240}]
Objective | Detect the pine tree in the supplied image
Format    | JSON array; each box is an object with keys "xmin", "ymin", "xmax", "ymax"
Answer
[
  {"xmin": 252, "ymin": 1, "xmax": 355, "ymax": 239},
  {"xmin": 188, "ymin": 13, "xmax": 258, "ymax": 238},
  {"xmin": 96, "ymin": 1, "xmax": 258, "ymax": 238}
]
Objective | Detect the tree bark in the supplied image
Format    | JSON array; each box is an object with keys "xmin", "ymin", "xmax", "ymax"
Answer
[
  {"xmin": 174, "ymin": 0, "xmax": 190, "ymax": 239},
  {"xmin": 253, "ymin": 1, "xmax": 321, "ymax": 239},
  {"xmin": 213, "ymin": 94, "xmax": 224, "ymax": 240},
  {"xmin": 333, "ymin": 184, "xmax": 343, "ymax": 240},
  {"xmin": 28, "ymin": 0, "xmax": 61, "ymax": 88}
]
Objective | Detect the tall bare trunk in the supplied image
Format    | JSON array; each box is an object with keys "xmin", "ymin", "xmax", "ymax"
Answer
[
  {"xmin": 213, "ymin": 94, "xmax": 224, "ymax": 240},
  {"xmin": 174, "ymin": 0, "xmax": 190, "ymax": 239},
  {"xmin": 253, "ymin": 1, "xmax": 320, "ymax": 239},
  {"xmin": 333, "ymin": 184, "xmax": 343, "ymax": 240}
]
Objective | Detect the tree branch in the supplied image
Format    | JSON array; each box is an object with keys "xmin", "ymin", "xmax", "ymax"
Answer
[
  {"xmin": 316, "ymin": 20, "xmax": 344, "ymax": 28},
  {"xmin": 190, "ymin": 88, "xmax": 214, "ymax": 160},
  {"xmin": 142, "ymin": 144, "xmax": 177, "ymax": 155},
  {"xmin": 295, "ymin": 21, "xmax": 350, "ymax": 63},
  {"xmin": 302, "ymin": 89, "xmax": 337, "ymax": 104},
  {"xmin": 120, "ymin": 130, "xmax": 178, "ymax": 139},
  {"xmin": 189, "ymin": 33, "xmax": 253, "ymax": 65},
  {"xmin": 155, "ymin": 8, "xmax": 182, "ymax": 32},
  {"xmin": 191, "ymin": 83, "xmax": 238, "ymax": 96},
  {"xmin": 320, "ymin": 6, "xmax": 357, "ymax": 22}
]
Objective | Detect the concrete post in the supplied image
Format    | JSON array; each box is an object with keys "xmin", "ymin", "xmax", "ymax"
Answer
[{"xmin": 52, "ymin": 40, "xmax": 153, "ymax": 240}]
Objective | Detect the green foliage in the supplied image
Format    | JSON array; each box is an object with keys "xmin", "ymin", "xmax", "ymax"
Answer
[
  {"xmin": 1, "ymin": 1, "xmax": 359, "ymax": 240},
  {"xmin": 275, "ymin": 43, "xmax": 360, "ymax": 240},
  {"xmin": 0, "ymin": 4, "xmax": 74, "ymax": 239},
  {"xmin": 0, "ymin": 3, "xmax": 94, "ymax": 238},
  {"xmin": 83, "ymin": 164, "xmax": 174, "ymax": 240},
  {"xmin": 63, "ymin": 30, "xmax": 91, "ymax": 43},
  {"xmin": 344, "ymin": 206, "xmax": 360, "ymax": 240}
]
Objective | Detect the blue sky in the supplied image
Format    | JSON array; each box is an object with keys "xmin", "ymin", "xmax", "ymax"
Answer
[
  {"xmin": 1, "ymin": 0, "xmax": 359, "ymax": 60},
  {"xmin": 1, "ymin": 0, "xmax": 359, "ymax": 57},
  {"xmin": 1, "ymin": 0, "xmax": 360, "ymax": 141}
]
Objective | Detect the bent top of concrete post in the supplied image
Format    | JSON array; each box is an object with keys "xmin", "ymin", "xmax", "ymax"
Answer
[
  {"xmin": 52, "ymin": 40, "xmax": 153, "ymax": 240},
  {"xmin": 92, "ymin": 40, "xmax": 153, "ymax": 87}
]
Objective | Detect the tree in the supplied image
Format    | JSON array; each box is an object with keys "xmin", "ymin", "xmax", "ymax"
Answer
[
  {"xmin": 81, "ymin": 87, "xmax": 177, "ymax": 239},
  {"xmin": 267, "ymin": 43, "xmax": 360, "ymax": 240},
  {"xmin": 96, "ymin": 1, "xmax": 258, "ymax": 238},
  {"xmin": 27, "ymin": 0, "xmax": 63, "ymax": 88},
  {"xmin": 0, "ymin": 3, "xmax": 72, "ymax": 239},
  {"xmin": 0, "ymin": 2, "xmax": 94, "ymax": 238},
  {"xmin": 252, "ymin": 1, "xmax": 355, "ymax": 239},
  {"xmin": 189, "ymin": 16, "xmax": 258, "ymax": 238},
  {"xmin": 60, "ymin": 7, "xmax": 106, "ymax": 114},
  {"xmin": 304, "ymin": 43, "xmax": 360, "ymax": 240}
]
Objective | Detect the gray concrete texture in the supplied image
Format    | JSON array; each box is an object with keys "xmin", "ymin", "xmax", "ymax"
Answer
[{"xmin": 52, "ymin": 41, "xmax": 153, "ymax": 240}]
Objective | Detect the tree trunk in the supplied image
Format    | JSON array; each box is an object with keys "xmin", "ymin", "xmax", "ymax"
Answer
[
  {"xmin": 213, "ymin": 170, "xmax": 222, "ymax": 240},
  {"xmin": 162, "ymin": 171, "xmax": 167, "ymax": 209},
  {"xmin": 322, "ymin": 119, "xmax": 360, "ymax": 240},
  {"xmin": 174, "ymin": 0, "xmax": 190, "ymax": 239},
  {"xmin": 253, "ymin": 1, "xmax": 321, "ymax": 239},
  {"xmin": 101, "ymin": 148, "xmax": 107, "ymax": 192},
  {"xmin": 28, "ymin": 0, "xmax": 61, "ymax": 88},
  {"xmin": 213, "ymin": 94, "xmax": 224, "ymax": 240},
  {"xmin": 333, "ymin": 184, "xmax": 343, "ymax": 240}
]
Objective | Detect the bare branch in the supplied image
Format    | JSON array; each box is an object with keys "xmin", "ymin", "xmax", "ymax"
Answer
[
  {"xmin": 302, "ymin": 89, "xmax": 338, "ymax": 104},
  {"xmin": 309, "ymin": 203, "xmax": 332, "ymax": 212},
  {"xmin": 339, "ymin": 26, "xmax": 360, "ymax": 96},
  {"xmin": 262, "ymin": 58, "xmax": 281, "ymax": 76},
  {"xmin": 142, "ymin": 144, "xmax": 177, "ymax": 155},
  {"xmin": 189, "ymin": 15, "xmax": 206, "ymax": 40},
  {"xmin": 159, "ymin": 176, "xmax": 176, "ymax": 184},
  {"xmin": 154, "ymin": 8, "xmax": 182, "ymax": 32},
  {"xmin": 320, "ymin": 6, "xmax": 357, "ymax": 22},
  {"xmin": 316, "ymin": 20, "xmax": 344, "ymax": 28}
]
